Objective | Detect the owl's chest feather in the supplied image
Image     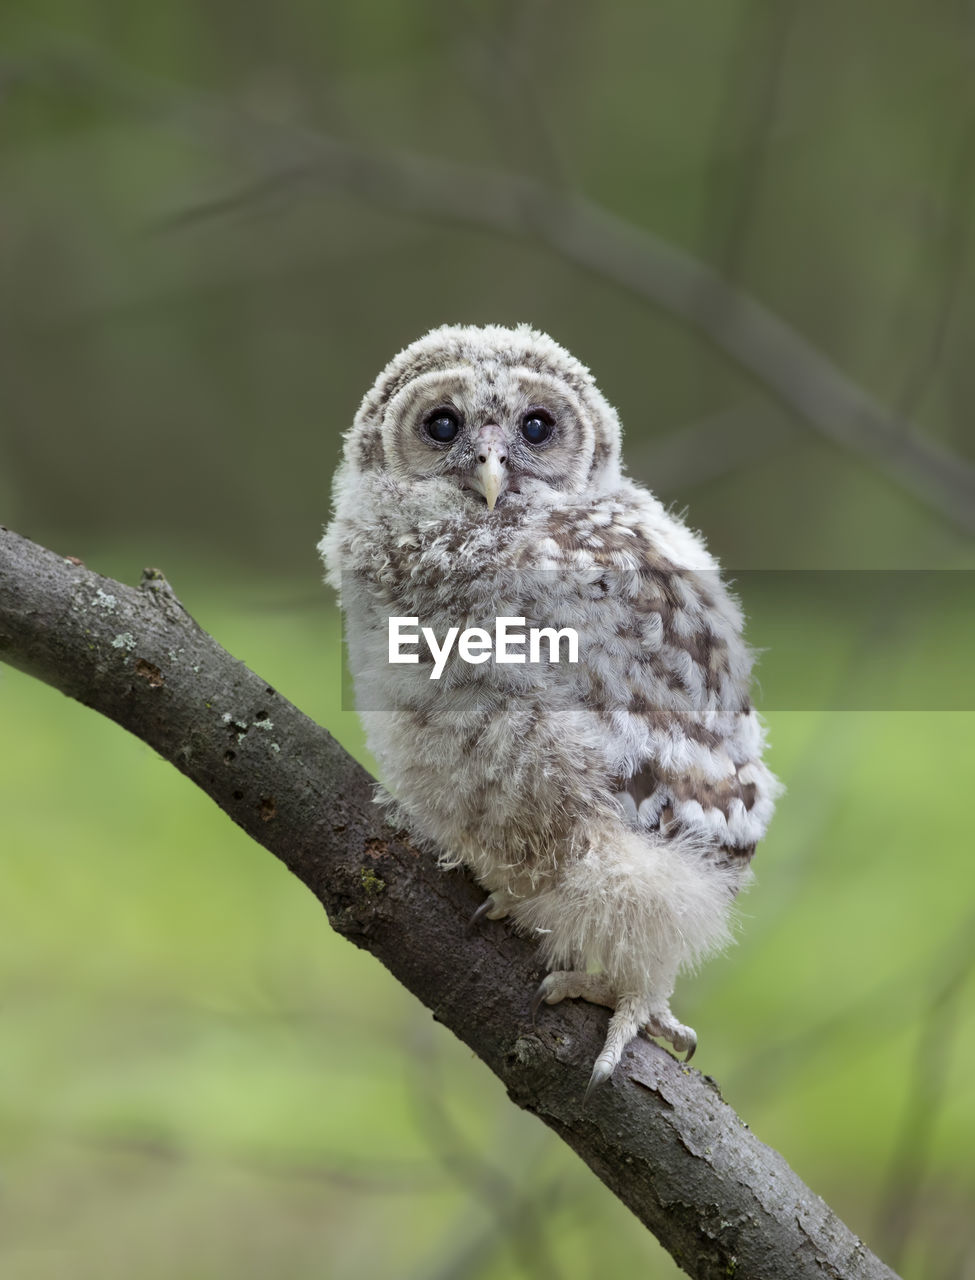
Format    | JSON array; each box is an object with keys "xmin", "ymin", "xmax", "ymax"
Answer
[{"xmin": 328, "ymin": 479, "xmax": 776, "ymax": 861}]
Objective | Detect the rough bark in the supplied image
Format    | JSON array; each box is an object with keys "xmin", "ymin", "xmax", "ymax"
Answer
[{"xmin": 0, "ymin": 525, "xmax": 900, "ymax": 1280}]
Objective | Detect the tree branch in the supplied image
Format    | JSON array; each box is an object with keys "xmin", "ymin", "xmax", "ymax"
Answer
[{"xmin": 0, "ymin": 525, "xmax": 900, "ymax": 1280}]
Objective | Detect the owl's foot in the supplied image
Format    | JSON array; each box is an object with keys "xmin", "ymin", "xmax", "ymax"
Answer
[
  {"xmin": 467, "ymin": 888, "xmax": 517, "ymax": 932},
  {"xmin": 531, "ymin": 970, "xmax": 617, "ymax": 1021},
  {"xmin": 532, "ymin": 971, "xmax": 697, "ymax": 1095},
  {"xmin": 645, "ymin": 1010, "xmax": 697, "ymax": 1063}
]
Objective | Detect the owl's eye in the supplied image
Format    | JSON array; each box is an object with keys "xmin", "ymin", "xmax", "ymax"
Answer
[
  {"xmin": 424, "ymin": 407, "xmax": 462, "ymax": 443},
  {"xmin": 521, "ymin": 410, "xmax": 554, "ymax": 445}
]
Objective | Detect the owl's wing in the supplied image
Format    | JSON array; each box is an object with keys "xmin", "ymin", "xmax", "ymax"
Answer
[
  {"xmin": 600, "ymin": 560, "xmax": 778, "ymax": 859},
  {"xmin": 525, "ymin": 496, "xmax": 779, "ymax": 857}
]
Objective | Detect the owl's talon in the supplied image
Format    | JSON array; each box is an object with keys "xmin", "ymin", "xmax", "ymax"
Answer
[
  {"xmin": 530, "ymin": 974, "xmax": 560, "ymax": 1026},
  {"xmin": 584, "ymin": 1056, "xmax": 615, "ymax": 1102},
  {"xmin": 531, "ymin": 987, "xmax": 544, "ymax": 1028},
  {"xmin": 467, "ymin": 890, "xmax": 513, "ymax": 933},
  {"xmin": 645, "ymin": 1013, "xmax": 697, "ymax": 1061},
  {"xmin": 466, "ymin": 898, "xmax": 494, "ymax": 933}
]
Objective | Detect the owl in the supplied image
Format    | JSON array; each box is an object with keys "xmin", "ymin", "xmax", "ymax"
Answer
[{"xmin": 319, "ymin": 324, "xmax": 779, "ymax": 1092}]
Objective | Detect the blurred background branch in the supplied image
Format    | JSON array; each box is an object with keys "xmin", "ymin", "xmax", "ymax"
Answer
[
  {"xmin": 168, "ymin": 145, "xmax": 975, "ymax": 531},
  {"xmin": 4, "ymin": 41, "xmax": 975, "ymax": 537},
  {"xmin": 145, "ymin": 80, "xmax": 975, "ymax": 536},
  {"xmin": 875, "ymin": 915, "xmax": 975, "ymax": 1278},
  {"xmin": 407, "ymin": 1025, "xmax": 568, "ymax": 1280}
]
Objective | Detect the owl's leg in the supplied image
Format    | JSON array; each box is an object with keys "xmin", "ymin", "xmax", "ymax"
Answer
[
  {"xmin": 533, "ymin": 973, "xmax": 640, "ymax": 1095},
  {"xmin": 467, "ymin": 887, "xmax": 518, "ymax": 931},
  {"xmin": 589, "ymin": 999, "xmax": 696, "ymax": 1094},
  {"xmin": 532, "ymin": 972, "xmax": 697, "ymax": 1093}
]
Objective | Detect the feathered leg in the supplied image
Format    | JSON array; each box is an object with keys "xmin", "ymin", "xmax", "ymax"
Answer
[{"xmin": 517, "ymin": 821, "xmax": 737, "ymax": 1090}]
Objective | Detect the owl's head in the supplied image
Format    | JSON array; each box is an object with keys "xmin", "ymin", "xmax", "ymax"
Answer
[{"xmin": 342, "ymin": 324, "xmax": 623, "ymax": 510}]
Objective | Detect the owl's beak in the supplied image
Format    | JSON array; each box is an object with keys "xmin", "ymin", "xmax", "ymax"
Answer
[{"xmin": 471, "ymin": 424, "xmax": 508, "ymax": 511}]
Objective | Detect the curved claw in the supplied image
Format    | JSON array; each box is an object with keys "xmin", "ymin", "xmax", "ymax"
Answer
[
  {"xmin": 669, "ymin": 1024, "xmax": 697, "ymax": 1063},
  {"xmin": 466, "ymin": 897, "xmax": 495, "ymax": 934},
  {"xmin": 530, "ymin": 979, "xmax": 552, "ymax": 1028},
  {"xmin": 583, "ymin": 1056, "xmax": 614, "ymax": 1103},
  {"xmin": 645, "ymin": 1013, "xmax": 697, "ymax": 1064}
]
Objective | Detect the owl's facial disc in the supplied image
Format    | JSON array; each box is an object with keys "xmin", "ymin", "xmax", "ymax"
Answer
[
  {"xmin": 470, "ymin": 423, "xmax": 508, "ymax": 511},
  {"xmin": 380, "ymin": 360, "xmax": 606, "ymax": 507}
]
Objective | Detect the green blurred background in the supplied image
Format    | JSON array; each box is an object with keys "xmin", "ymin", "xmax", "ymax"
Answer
[{"xmin": 2, "ymin": 3, "xmax": 974, "ymax": 1278}]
